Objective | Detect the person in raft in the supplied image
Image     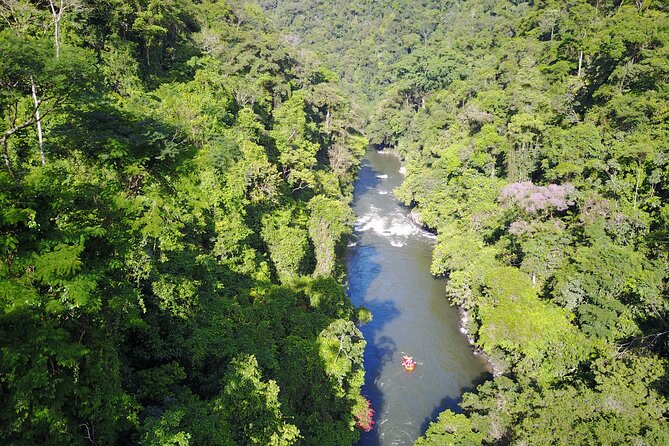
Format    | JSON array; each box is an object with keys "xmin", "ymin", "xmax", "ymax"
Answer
[{"xmin": 402, "ymin": 355, "xmax": 415, "ymax": 370}]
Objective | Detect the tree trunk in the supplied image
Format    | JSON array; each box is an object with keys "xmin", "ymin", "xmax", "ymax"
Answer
[
  {"xmin": 31, "ymin": 77, "xmax": 45, "ymax": 165},
  {"xmin": 53, "ymin": 16, "xmax": 60, "ymax": 59},
  {"xmin": 49, "ymin": 0, "xmax": 63, "ymax": 59},
  {"xmin": 578, "ymin": 50, "xmax": 583, "ymax": 77},
  {"xmin": 633, "ymin": 159, "xmax": 642, "ymax": 210},
  {"xmin": 1, "ymin": 137, "xmax": 13, "ymax": 176}
]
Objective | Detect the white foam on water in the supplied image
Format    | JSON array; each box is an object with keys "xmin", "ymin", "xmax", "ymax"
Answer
[
  {"xmin": 347, "ymin": 241, "xmax": 357, "ymax": 247},
  {"xmin": 376, "ymin": 174, "xmax": 388, "ymax": 179},
  {"xmin": 389, "ymin": 216, "xmax": 421, "ymax": 237},
  {"xmin": 355, "ymin": 207, "xmax": 437, "ymax": 248},
  {"xmin": 420, "ymin": 230, "xmax": 437, "ymax": 240},
  {"xmin": 355, "ymin": 209, "xmax": 420, "ymax": 238},
  {"xmin": 378, "ymin": 190, "xmax": 388, "ymax": 195}
]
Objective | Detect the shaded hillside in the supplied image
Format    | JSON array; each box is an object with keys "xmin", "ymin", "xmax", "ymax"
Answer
[{"xmin": 0, "ymin": 0, "xmax": 369, "ymax": 444}]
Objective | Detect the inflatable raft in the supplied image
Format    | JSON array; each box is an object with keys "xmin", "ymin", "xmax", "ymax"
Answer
[{"xmin": 402, "ymin": 355, "xmax": 416, "ymax": 371}]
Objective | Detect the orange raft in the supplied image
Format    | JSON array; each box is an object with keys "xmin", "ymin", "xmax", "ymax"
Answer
[{"xmin": 402, "ymin": 355, "xmax": 416, "ymax": 371}]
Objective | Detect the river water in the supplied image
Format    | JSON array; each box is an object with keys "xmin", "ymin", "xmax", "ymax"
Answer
[{"xmin": 347, "ymin": 148, "xmax": 490, "ymax": 445}]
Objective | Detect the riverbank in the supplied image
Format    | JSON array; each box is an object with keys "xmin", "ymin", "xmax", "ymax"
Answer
[
  {"xmin": 348, "ymin": 147, "xmax": 490, "ymax": 445},
  {"xmin": 457, "ymin": 308, "xmax": 504, "ymax": 377},
  {"xmin": 372, "ymin": 147, "xmax": 500, "ymax": 378}
]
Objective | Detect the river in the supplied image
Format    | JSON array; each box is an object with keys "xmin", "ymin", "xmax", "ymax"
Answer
[{"xmin": 347, "ymin": 148, "xmax": 490, "ymax": 445}]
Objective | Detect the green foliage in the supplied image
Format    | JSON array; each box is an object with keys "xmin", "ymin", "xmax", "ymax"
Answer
[
  {"xmin": 318, "ymin": 319, "xmax": 365, "ymax": 394},
  {"xmin": 271, "ymin": 91, "xmax": 321, "ymax": 189},
  {"xmin": 263, "ymin": 0, "xmax": 669, "ymax": 443},
  {"xmin": 220, "ymin": 355, "xmax": 300, "ymax": 445},
  {"xmin": 308, "ymin": 195, "xmax": 354, "ymax": 276},
  {"xmin": 393, "ymin": 0, "xmax": 669, "ymax": 442},
  {"xmin": 261, "ymin": 207, "xmax": 309, "ymax": 283},
  {"xmin": 479, "ymin": 267, "xmax": 589, "ymax": 383},
  {"xmin": 415, "ymin": 410, "xmax": 486, "ymax": 446},
  {"xmin": 5, "ymin": 0, "xmax": 669, "ymax": 443},
  {"xmin": 0, "ymin": 1, "xmax": 366, "ymax": 444},
  {"xmin": 141, "ymin": 409, "xmax": 192, "ymax": 446}
]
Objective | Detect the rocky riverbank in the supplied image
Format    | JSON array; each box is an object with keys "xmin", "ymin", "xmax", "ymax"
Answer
[{"xmin": 458, "ymin": 307, "xmax": 504, "ymax": 377}]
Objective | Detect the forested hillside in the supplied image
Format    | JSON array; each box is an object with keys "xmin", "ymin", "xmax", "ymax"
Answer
[
  {"xmin": 0, "ymin": 0, "xmax": 371, "ymax": 444},
  {"xmin": 4, "ymin": 0, "xmax": 669, "ymax": 444},
  {"xmin": 258, "ymin": 0, "xmax": 451, "ymax": 105},
  {"xmin": 263, "ymin": 0, "xmax": 669, "ymax": 444}
]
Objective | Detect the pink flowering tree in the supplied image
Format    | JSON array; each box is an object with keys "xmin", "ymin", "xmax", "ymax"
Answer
[
  {"xmin": 500, "ymin": 181, "xmax": 576, "ymax": 214},
  {"xmin": 501, "ymin": 181, "xmax": 576, "ymax": 286},
  {"xmin": 354, "ymin": 397, "xmax": 375, "ymax": 432}
]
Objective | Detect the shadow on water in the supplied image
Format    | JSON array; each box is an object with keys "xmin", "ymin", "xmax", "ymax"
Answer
[
  {"xmin": 352, "ymin": 159, "xmax": 382, "ymax": 201},
  {"xmin": 348, "ymin": 244, "xmax": 401, "ymax": 446},
  {"xmin": 347, "ymin": 245, "xmax": 381, "ymax": 300},
  {"xmin": 356, "ymin": 325, "xmax": 401, "ymax": 446},
  {"xmin": 347, "ymin": 243, "xmax": 403, "ymax": 445},
  {"xmin": 417, "ymin": 372, "xmax": 493, "ymax": 435}
]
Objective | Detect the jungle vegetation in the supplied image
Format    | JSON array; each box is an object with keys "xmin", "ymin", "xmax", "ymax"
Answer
[
  {"xmin": 260, "ymin": 0, "xmax": 669, "ymax": 444},
  {"xmin": 0, "ymin": 0, "xmax": 370, "ymax": 444},
  {"xmin": 3, "ymin": 0, "xmax": 669, "ymax": 444}
]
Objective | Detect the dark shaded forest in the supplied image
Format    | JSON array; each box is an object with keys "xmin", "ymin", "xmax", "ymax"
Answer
[{"xmin": 0, "ymin": 0, "xmax": 371, "ymax": 444}]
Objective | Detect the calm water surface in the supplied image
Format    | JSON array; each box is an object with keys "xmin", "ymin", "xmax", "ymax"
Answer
[{"xmin": 347, "ymin": 148, "xmax": 490, "ymax": 445}]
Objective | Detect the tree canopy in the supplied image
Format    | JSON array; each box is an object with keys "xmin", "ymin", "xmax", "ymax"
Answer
[
  {"xmin": 261, "ymin": 0, "xmax": 669, "ymax": 444},
  {"xmin": 0, "ymin": 0, "xmax": 369, "ymax": 444},
  {"xmin": 3, "ymin": 0, "xmax": 669, "ymax": 444}
]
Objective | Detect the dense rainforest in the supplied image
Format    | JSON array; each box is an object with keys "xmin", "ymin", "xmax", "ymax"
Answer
[
  {"xmin": 3, "ymin": 0, "xmax": 669, "ymax": 445},
  {"xmin": 0, "ymin": 0, "xmax": 372, "ymax": 444},
  {"xmin": 260, "ymin": 0, "xmax": 669, "ymax": 445}
]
